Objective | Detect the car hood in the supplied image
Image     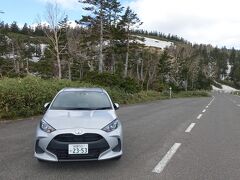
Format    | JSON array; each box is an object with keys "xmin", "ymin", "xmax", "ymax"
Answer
[{"xmin": 43, "ymin": 110, "xmax": 117, "ymax": 130}]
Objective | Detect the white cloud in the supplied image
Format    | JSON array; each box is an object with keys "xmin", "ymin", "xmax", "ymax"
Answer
[
  {"xmin": 128, "ymin": 0, "xmax": 240, "ymax": 48},
  {"xmin": 37, "ymin": 0, "xmax": 80, "ymax": 10}
]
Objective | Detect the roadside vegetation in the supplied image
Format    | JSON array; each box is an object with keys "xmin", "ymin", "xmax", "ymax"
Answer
[
  {"xmin": 233, "ymin": 91, "xmax": 240, "ymax": 96},
  {"xmin": 0, "ymin": 76, "xmax": 209, "ymax": 120},
  {"xmin": 2, "ymin": 0, "xmax": 239, "ymax": 120}
]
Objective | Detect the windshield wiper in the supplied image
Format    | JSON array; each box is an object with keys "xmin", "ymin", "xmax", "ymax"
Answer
[
  {"xmin": 51, "ymin": 107, "xmax": 112, "ymax": 110},
  {"xmin": 93, "ymin": 107, "xmax": 112, "ymax": 110},
  {"xmin": 63, "ymin": 107, "xmax": 94, "ymax": 110}
]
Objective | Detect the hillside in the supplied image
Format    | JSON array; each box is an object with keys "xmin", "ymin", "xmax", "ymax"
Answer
[{"xmin": 0, "ymin": 17, "xmax": 240, "ymax": 92}]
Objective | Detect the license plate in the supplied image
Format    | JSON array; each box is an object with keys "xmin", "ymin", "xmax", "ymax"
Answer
[{"xmin": 68, "ymin": 144, "xmax": 88, "ymax": 154}]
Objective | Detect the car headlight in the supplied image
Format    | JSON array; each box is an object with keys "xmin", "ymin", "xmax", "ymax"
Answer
[
  {"xmin": 40, "ymin": 120, "xmax": 56, "ymax": 133},
  {"xmin": 102, "ymin": 119, "xmax": 119, "ymax": 132}
]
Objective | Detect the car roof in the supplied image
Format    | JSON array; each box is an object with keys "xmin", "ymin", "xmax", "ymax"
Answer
[{"xmin": 60, "ymin": 88, "xmax": 105, "ymax": 93}]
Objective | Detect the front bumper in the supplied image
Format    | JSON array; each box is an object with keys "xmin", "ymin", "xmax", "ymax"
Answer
[{"xmin": 34, "ymin": 124, "xmax": 123, "ymax": 161}]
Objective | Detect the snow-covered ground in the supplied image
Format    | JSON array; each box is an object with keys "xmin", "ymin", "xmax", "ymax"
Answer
[
  {"xmin": 226, "ymin": 62, "xmax": 232, "ymax": 75},
  {"xmin": 212, "ymin": 83, "xmax": 238, "ymax": 93},
  {"xmin": 137, "ymin": 36, "xmax": 173, "ymax": 49},
  {"xmin": 221, "ymin": 61, "xmax": 232, "ymax": 80}
]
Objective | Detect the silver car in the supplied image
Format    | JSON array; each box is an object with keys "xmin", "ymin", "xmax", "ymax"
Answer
[{"xmin": 34, "ymin": 88, "xmax": 123, "ymax": 162}]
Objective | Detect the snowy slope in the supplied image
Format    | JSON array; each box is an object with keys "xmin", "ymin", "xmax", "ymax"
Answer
[
  {"xmin": 137, "ymin": 36, "xmax": 173, "ymax": 49},
  {"xmin": 226, "ymin": 62, "xmax": 232, "ymax": 75},
  {"xmin": 221, "ymin": 61, "xmax": 232, "ymax": 80},
  {"xmin": 212, "ymin": 83, "xmax": 238, "ymax": 93}
]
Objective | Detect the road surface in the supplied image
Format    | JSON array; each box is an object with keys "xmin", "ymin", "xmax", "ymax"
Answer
[{"xmin": 1, "ymin": 93, "xmax": 240, "ymax": 180}]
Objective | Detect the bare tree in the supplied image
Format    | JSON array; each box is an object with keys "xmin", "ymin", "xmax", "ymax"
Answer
[{"xmin": 41, "ymin": 3, "xmax": 66, "ymax": 79}]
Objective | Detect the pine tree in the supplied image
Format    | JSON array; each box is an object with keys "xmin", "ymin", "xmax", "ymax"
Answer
[
  {"xmin": 21, "ymin": 23, "xmax": 29, "ymax": 35},
  {"xmin": 229, "ymin": 48, "xmax": 236, "ymax": 65},
  {"xmin": 105, "ymin": 0, "xmax": 123, "ymax": 73},
  {"xmin": 119, "ymin": 7, "xmax": 142, "ymax": 77},
  {"xmin": 78, "ymin": 0, "xmax": 111, "ymax": 73},
  {"xmin": 158, "ymin": 50, "xmax": 171, "ymax": 83},
  {"xmin": 10, "ymin": 21, "xmax": 19, "ymax": 33}
]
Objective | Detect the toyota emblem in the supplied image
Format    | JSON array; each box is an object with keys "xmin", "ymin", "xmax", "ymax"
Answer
[{"xmin": 75, "ymin": 129, "xmax": 84, "ymax": 135}]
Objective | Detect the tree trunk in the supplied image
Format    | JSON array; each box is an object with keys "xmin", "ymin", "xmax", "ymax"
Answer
[
  {"xmin": 124, "ymin": 28, "xmax": 130, "ymax": 77},
  {"xmin": 68, "ymin": 59, "xmax": 72, "ymax": 81},
  {"xmin": 111, "ymin": 53, "xmax": 116, "ymax": 74},
  {"xmin": 79, "ymin": 62, "xmax": 83, "ymax": 80},
  {"xmin": 140, "ymin": 58, "xmax": 144, "ymax": 81},
  {"xmin": 26, "ymin": 58, "xmax": 29, "ymax": 74},
  {"xmin": 55, "ymin": 32, "xmax": 62, "ymax": 79},
  {"xmin": 99, "ymin": 14, "xmax": 104, "ymax": 73},
  {"xmin": 146, "ymin": 73, "xmax": 150, "ymax": 91},
  {"xmin": 56, "ymin": 52, "xmax": 61, "ymax": 79},
  {"xmin": 137, "ymin": 62, "xmax": 140, "ymax": 81},
  {"xmin": 16, "ymin": 60, "xmax": 20, "ymax": 73},
  {"xmin": 11, "ymin": 43, "xmax": 17, "ymax": 73}
]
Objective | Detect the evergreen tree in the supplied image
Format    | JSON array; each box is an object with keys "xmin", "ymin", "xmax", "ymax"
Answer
[
  {"xmin": 119, "ymin": 6, "xmax": 142, "ymax": 77},
  {"xmin": 105, "ymin": 0, "xmax": 123, "ymax": 73},
  {"xmin": 78, "ymin": 0, "xmax": 112, "ymax": 73},
  {"xmin": 21, "ymin": 23, "xmax": 29, "ymax": 35},
  {"xmin": 158, "ymin": 50, "xmax": 171, "ymax": 83},
  {"xmin": 10, "ymin": 21, "xmax": 19, "ymax": 33},
  {"xmin": 34, "ymin": 24, "xmax": 44, "ymax": 36},
  {"xmin": 229, "ymin": 48, "xmax": 236, "ymax": 65}
]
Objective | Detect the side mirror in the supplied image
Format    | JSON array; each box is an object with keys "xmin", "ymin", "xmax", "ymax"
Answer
[
  {"xmin": 114, "ymin": 103, "xmax": 120, "ymax": 110},
  {"xmin": 44, "ymin": 102, "xmax": 50, "ymax": 110}
]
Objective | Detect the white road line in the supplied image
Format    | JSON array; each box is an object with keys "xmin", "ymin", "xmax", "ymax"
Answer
[
  {"xmin": 211, "ymin": 97, "xmax": 215, "ymax": 103},
  {"xmin": 206, "ymin": 106, "xmax": 209, "ymax": 109},
  {"xmin": 208, "ymin": 97, "xmax": 215, "ymax": 106},
  {"xmin": 197, "ymin": 114, "xmax": 202, "ymax": 119},
  {"xmin": 202, "ymin": 109, "xmax": 206, "ymax": 113},
  {"xmin": 152, "ymin": 143, "xmax": 181, "ymax": 174},
  {"xmin": 185, "ymin": 123, "xmax": 196, "ymax": 133}
]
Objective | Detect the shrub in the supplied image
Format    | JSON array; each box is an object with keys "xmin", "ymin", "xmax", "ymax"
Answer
[
  {"xmin": 0, "ymin": 76, "xmax": 155, "ymax": 119},
  {"xmin": 173, "ymin": 91, "xmax": 210, "ymax": 98},
  {"xmin": 0, "ymin": 76, "xmax": 94, "ymax": 119},
  {"xmin": 0, "ymin": 76, "xmax": 210, "ymax": 120},
  {"xmin": 83, "ymin": 72, "xmax": 141, "ymax": 93}
]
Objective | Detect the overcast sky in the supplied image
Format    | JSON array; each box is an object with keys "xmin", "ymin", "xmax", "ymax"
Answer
[
  {"xmin": 127, "ymin": 0, "xmax": 240, "ymax": 49},
  {"xmin": 1, "ymin": 0, "xmax": 240, "ymax": 49}
]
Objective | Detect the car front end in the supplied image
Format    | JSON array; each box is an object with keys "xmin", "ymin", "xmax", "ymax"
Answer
[{"xmin": 34, "ymin": 88, "xmax": 123, "ymax": 162}]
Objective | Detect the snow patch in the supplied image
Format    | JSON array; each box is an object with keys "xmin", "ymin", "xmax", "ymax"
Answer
[
  {"xmin": 226, "ymin": 62, "xmax": 232, "ymax": 75},
  {"xmin": 222, "ymin": 61, "xmax": 232, "ymax": 80},
  {"xmin": 31, "ymin": 57, "xmax": 41, "ymax": 62},
  {"xmin": 212, "ymin": 82, "xmax": 238, "ymax": 93},
  {"xmin": 137, "ymin": 36, "xmax": 173, "ymax": 49}
]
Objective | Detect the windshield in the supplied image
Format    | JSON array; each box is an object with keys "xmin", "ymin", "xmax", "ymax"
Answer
[{"xmin": 50, "ymin": 91, "xmax": 112, "ymax": 110}]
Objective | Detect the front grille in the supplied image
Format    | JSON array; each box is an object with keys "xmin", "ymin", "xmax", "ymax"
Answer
[
  {"xmin": 47, "ymin": 133, "xmax": 110, "ymax": 160},
  {"xmin": 54, "ymin": 133, "xmax": 102, "ymax": 142},
  {"xmin": 48, "ymin": 149, "xmax": 103, "ymax": 160}
]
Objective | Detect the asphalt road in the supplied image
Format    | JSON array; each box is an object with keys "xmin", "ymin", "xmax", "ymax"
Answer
[{"xmin": 1, "ymin": 93, "xmax": 240, "ymax": 180}]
